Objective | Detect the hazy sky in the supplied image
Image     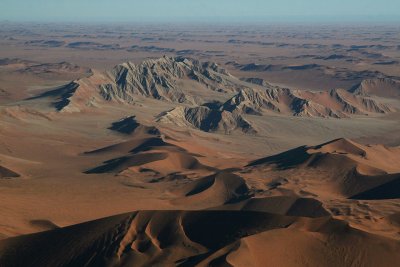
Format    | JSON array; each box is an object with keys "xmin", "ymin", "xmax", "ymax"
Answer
[{"xmin": 1, "ymin": 0, "xmax": 400, "ymax": 23}]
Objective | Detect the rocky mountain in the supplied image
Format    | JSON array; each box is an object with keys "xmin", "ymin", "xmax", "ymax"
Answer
[
  {"xmin": 31, "ymin": 56, "xmax": 243, "ymax": 112},
  {"xmin": 223, "ymin": 85, "xmax": 394, "ymax": 118},
  {"xmin": 156, "ymin": 106, "xmax": 256, "ymax": 134},
  {"xmin": 99, "ymin": 56, "xmax": 240, "ymax": 104},
  {"xmin": 350, "ymin": 78, "xmax": 400, "ymax": 98},
  {"xmin": 155, "ymin": 78, "xmax": 395, "ymax": 134},
  {"xmin": 30, "ymin": 57, "xmax": 396, "ymax": 123}
]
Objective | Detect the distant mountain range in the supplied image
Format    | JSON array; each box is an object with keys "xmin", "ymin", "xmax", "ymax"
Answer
[{"xmin": 31, "ymin": 56, "xmax": 398, "ymax": 134}]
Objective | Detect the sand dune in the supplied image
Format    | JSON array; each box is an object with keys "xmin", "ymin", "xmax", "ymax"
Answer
[
  {"xmin": 248, "ymin": 138, "xmax": 400, "ymax": 199},
  {"xmin": 0, "ymin": 209, "xmax": 399, "ymax": 267},
  {"xmin": 85, "ymin": 124, "xmax": 214, "ymax": 179},
  {"xmin": 171, "ymin": 171, "xmax": 250, "ymax": 208},
  {"xmin": 28, "ymin": 81, "xmax": 80, "ymax": 111},
  {"xmin": 350, "ymin": 175, "xmax": 400, "ymax": 199},
  {"xmin": 226, "ymin": 225, "xmax": 400, "ymax": 267},
  {"xmin": 0, "ymin": 165, "xmax": 20, "ymax": 178},
  {"xmin": 249, "ymin": 138, "xmax": 400, "ymax": 173},
  {"xmin": 109, "ymin": 116, "xmax": 160, "ymax": 135},
  {"xmin": 214, "ymin": 196, "xmax": 330, "ymax": 218}
]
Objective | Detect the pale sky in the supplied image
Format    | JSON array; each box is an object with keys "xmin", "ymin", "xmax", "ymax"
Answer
[{"xmin": 1, "ymin": 0, "xmax": 400, "ymax": 23}]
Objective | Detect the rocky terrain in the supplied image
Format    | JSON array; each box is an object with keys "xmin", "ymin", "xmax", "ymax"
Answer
[
  {"xmin": 156, "ymin": 106, "xmax": 256, "ymax": 134},
  {"xmin": 224, "ymin": 86, "xmax": 393, "ymax": 118},
  {"xmin": 98, "ymin": 56, "xmax": 241, "ymax": 104},
  {"xmin": 350, "ymin": 78, "xmax": 400, "ymax": 98},
  {"xmin": 27, "ymin": 57, "xmax": 398, "ymax": 134}
]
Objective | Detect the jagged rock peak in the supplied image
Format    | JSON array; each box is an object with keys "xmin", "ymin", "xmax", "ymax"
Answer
[
  {"xmin": 156, "ymin": 106, "xmax": 256, "ymax": 134},
  {"xmin": 349, "ymin": 78, "xmax": 400, "ymax": 98},
  {"xmin": 222, "ymin": 85, "xmax": 394, "ymax": 118},
  {"xmin": 98, "ymin": 56, "xmax": 235, "ymax": 104}
]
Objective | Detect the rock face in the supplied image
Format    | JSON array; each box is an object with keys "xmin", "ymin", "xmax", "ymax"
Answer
[
  {"xmin": 223, "ymin": 87, "xmax": 289, "ymax": 115},
  {"xmin": 99, "ymin": 56, "xmax": 238, "ymax": 104},
  {"xmin": 156, "ymin": 106, "xmax": 256, "ymax": 134},
  {"xmin": 240, "ymin": 77, "xmax": 271, "ymax": 87},
  {"xmin": 223, "ymin": 85, "xmax": 394, "ymax": 118},
  {"xmin": 350, "ymin": 78, "xmax": 400, "ymax": 98}
]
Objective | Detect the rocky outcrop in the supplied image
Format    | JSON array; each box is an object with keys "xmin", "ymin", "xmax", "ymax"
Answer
[
  {"xmin": 223, "ymin": 87, "xmax": 290, "ymax": 115},
  {"xmin": 326, "ymin": 89, "xmax": 393, "ymax": 115},
  {"xmin": 156, "ymin": 80, "xmax": 394, "ymax": 135},
  {"xmin": 240, "ymin": 77, "xmax": 271, "ymax": 87},
  {"xmin": 156, "ymin": 106, "xmax": 256, "ymax": 134},
  {"xmin": 349, "ymin": 78, "xmax": 400, "ymax": 98},
  {"xmin": 99, "ymin": 56, "xmax": 239, "ymax": 104},
  {"xmin": 223, "ymin": 85, "xmax": 394, "ymax": 118},
  {"xmin": 31, "ymin": 57, "xmax": 396, "ymax": 119}
]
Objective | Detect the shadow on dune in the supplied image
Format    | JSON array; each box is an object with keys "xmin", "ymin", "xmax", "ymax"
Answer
[
  {"xmin": 1, "ymin": 206, "xmax": 399, "ymax": 267},
  {"xmin": 350, "ymin": 175, "xmax": 400, "ymax": 200},
  {"xmin": 26, "ymin": 82, "xmax": 79, "ymax": 111},
  {"xmin": 0, "ymin": 165, "xmax": 20, "ymax": 178},
  {"xmin": 247, "ymin": 145, "xmax": 310, "ymax": 169}
]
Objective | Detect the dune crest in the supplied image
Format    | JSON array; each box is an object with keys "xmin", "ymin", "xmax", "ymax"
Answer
[
  {"xmin": 85, "ymin": 121, "xmax": 214, "ymax": 180},
  {"xmin": 1, "ymin": 208, "xmax": 399, "ymax": 267},
  {"xmin": 248, "ymin": 138, "xmax": 400, "ymax": 199},
  {"xmin": 0, "ymin": 165, "xmax": 20, "ymax": 178}
]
